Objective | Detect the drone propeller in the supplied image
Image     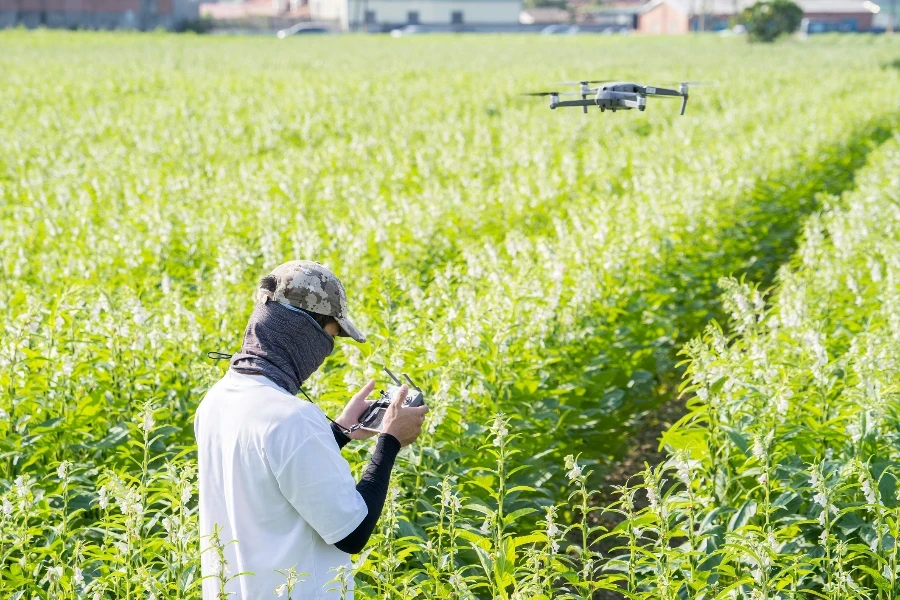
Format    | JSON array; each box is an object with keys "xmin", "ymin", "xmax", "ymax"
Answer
[
  {"xmin": 556, "ymin": 79, "xmax": 615, "ymax": 86},
  {"xmin": 520, "ymin": 91, "xmax": 584, "ymax": 97}
]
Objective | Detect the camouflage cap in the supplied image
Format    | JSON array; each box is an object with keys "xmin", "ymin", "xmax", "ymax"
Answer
[{"xmin": 259, "ymin": 260, "xmax": 366, "ymax": 343}]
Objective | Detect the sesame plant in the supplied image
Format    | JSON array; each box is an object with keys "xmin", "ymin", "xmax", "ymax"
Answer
[
  {"xmin": 588, "ymin": 134, "xmax": 900, "ymax": 598},
  {"xmin": 1, "ymin": 30, "xmax": 899, "ymax": 599}
]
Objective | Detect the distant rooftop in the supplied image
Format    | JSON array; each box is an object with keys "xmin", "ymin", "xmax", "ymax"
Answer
[{"xmin": 642, "ymin": 0, "xmax": 882, "ymax": 15}]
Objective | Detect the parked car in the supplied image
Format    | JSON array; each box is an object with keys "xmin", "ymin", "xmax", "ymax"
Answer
[
  {"xmin": 390, "ymin": 24, "xmax": 431, "ymax": 37},
  {"xmin": 540, "ymin": 24, "xmax": 580, "ymax": 35},
  {"xmin": 277, "ymin": 24, "xmax": 329, "ymax": 38}
]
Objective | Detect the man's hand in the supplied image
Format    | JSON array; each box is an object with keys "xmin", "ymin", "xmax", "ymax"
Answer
[
  {"xmin": 335, "ymin": 379, "xmax": 378, "ymax": 440},
  {"xmin": 382, "ymin": 385, "xmax": 429, "ymax": 447}
]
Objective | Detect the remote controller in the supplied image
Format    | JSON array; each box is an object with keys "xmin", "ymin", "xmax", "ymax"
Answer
[{"xmin": 357, "ymin": 367, "xmax": 426, "ymax": 432}]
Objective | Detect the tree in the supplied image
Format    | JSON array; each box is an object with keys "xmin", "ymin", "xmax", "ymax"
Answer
[{"xmin": 738, "ymin": 0, "xmax": 803, "ymax": 42}]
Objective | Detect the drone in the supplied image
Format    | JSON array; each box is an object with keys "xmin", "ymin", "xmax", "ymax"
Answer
[{"xmin": 523, "ymin": 80, "xmax": 701, "ymax": 115}]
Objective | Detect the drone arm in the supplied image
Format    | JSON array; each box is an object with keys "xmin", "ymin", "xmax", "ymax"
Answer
[
  {"xmin": 552, "ymin": 99, "xmax": 596, "ymax": 108},
  {"xmin": 680, "ymin": 94, "xmax": 688, "ymax": 115},
  {"xmin": 645, "ymin": 86, "xmax": 681, "ymax": 97}
]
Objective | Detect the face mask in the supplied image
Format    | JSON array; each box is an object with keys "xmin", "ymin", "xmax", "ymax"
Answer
[
  {"xmin": 276, "ymin": 300, "xmax": 337, "ymax": 356},
  {"xmin": 229, "ymin": 299, "xmax": 334, "ymax": 396}
]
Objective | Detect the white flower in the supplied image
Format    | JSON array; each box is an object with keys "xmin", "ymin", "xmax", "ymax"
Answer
[
  {"xmin": 861, "ymin": 477, "xmax": 877, "ymax": 505},
  {"xmin": 647, "ymin": 486, "xmax": 660, "ymax": 512},
  {"xmin": 14, "ymin": 476, "xmax": 28, "ymax": 498},
  {"xmin": 2, "ymin": 497, "xmax": 12, "ymax": 517},
  {"xmin": 814, "ymin": 492, "xmax": 828, "ymax": 507},
  {"xmin": 57, "ymin": 460, "xmax": 70, "ymax": 481},
  {"xmin": 847, "ymin": 421, "xmax": 863, "ymax": 444},
  {"xmin": 98, "ymin": 485, "xmax": 109, "ymax": 510},
  {"xmin": 211, "ymin": 556, "xmax": 224, "ymax": 577},
  {"xmin": 141, "ymin": 408, "xmax": 155, "ymax": 433},
  {"xmin": 490, "ymin": 415, "xmax": 508, "ymax": 447},
  {"xmin": 775, "ymin": 396, "xmax": 788, "ymax": 414},
  {"xmin": 550, "ymin": 540, "xmax": 560, "ymax": 553},
  {"xmin": 675, "ymin": 455, "xmax": 691, "ymax": 485},
  {"xmin": 93, "ymin": 593, "xmax": 102, "ymax": 600},
  {"xmin": 752, "ymin": 436, "xmax": 766, "ymax": 461},
  {"xmin": 546, "ymin": 522, "xmax": 559, "ymax": 537},
  {"xmin": 564, "ymin": 455, "xmax": 582, "ymax": 480},
  {"xmin": 883, "ymin": 564, "xmax": 892, "ymax": 580},
  {"xmin": 275, "ymin": 584, "xmax": 287, "ymax": 597},
  {"xmin": 480, "ymin": 519, "xmax": 491, "ymax": 534},
  {"xmin": 567, "ymin": 463, "xmax": 582, "ymax": 481},
  {"xmin": 181, "ymin": 485, "xmax": 192, "ymax": 505},
  {"xmin": 74, "ymin": 567, "xmax": 84, "ymax": 586}
]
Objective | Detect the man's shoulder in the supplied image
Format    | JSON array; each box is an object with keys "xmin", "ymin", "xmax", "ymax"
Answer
[{"xmin": 199, "ymin": 371, "xmax": 330, "ymax": 436}]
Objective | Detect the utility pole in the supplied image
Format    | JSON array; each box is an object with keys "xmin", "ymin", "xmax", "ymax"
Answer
[{"xmin": 890, "ymin": 0, "xmax": 896, "ymax": 34}]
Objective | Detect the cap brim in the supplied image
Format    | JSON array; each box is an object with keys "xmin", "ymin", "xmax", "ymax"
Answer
[{"xmin": 336, "ymin": 316, "xmax": 366, "ymax": 343}]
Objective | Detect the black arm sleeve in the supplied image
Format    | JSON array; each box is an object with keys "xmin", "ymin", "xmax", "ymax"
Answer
[
  {"xmin": 334, "ymin": 433, "xmax": 401, "ymax": 554},
  {"xmin": 330, "ymin": 422, "xmax": 351, "ymax": 449}
]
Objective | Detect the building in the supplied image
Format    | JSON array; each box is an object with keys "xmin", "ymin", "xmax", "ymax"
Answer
[
  {"xmin": 638, "ymin": 0, "xmax": 880, "ymax": 33},
  {"xmin": 520, "ymin": 2, "xmax": 641, "ymax": 30},
  {"xmin": 310, "ymin": 0, "xmax": 522, "ymax": 31},
  {"xmin": 579, "ymin": 1, "xmax": 642, "ymax": 29},
  {"xmin": 0, "ymin": 0, "xmax": 198, "ymax": 28},
  {"xmin": 199, "ymin": 0, "xmax": 315, "ymax": 30},
  {"xmin": 519, "ymin": 5, "xmax": 569, "ymax": 24}
]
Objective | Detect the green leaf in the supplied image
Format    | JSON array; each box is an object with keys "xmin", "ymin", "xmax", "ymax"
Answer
[
  {"xmin": 502, "ymin": 507, "xmax": 537, "ymax": 525},
  {"xmin": 728, "ymin": 500, "xmax": 757, "ymax": 531}
]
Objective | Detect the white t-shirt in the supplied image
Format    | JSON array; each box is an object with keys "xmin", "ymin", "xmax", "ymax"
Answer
[{"xmin": 194, "ymin": 369, "xmax": 367, "ymax": 600}]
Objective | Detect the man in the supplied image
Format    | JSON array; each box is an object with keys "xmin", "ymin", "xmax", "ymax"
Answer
[{"xmin": 194, "ymin": 260, "xmax": 428, "ymax": 599}]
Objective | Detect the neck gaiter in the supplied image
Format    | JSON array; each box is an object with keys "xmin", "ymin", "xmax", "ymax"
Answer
[{"xmin": 229, "ymin": 299, "xmax": 334, "ymax": 396}]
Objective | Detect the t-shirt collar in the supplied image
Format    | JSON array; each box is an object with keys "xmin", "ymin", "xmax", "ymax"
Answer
[{"xmin": 228, "ymin": 369, "xmax": 291, "ymax": 395}]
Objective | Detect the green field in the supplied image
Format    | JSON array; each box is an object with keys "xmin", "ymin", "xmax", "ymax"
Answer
[{"xmin": 1, "ymin": 30, "xmax": 900, "ymax": 599}]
